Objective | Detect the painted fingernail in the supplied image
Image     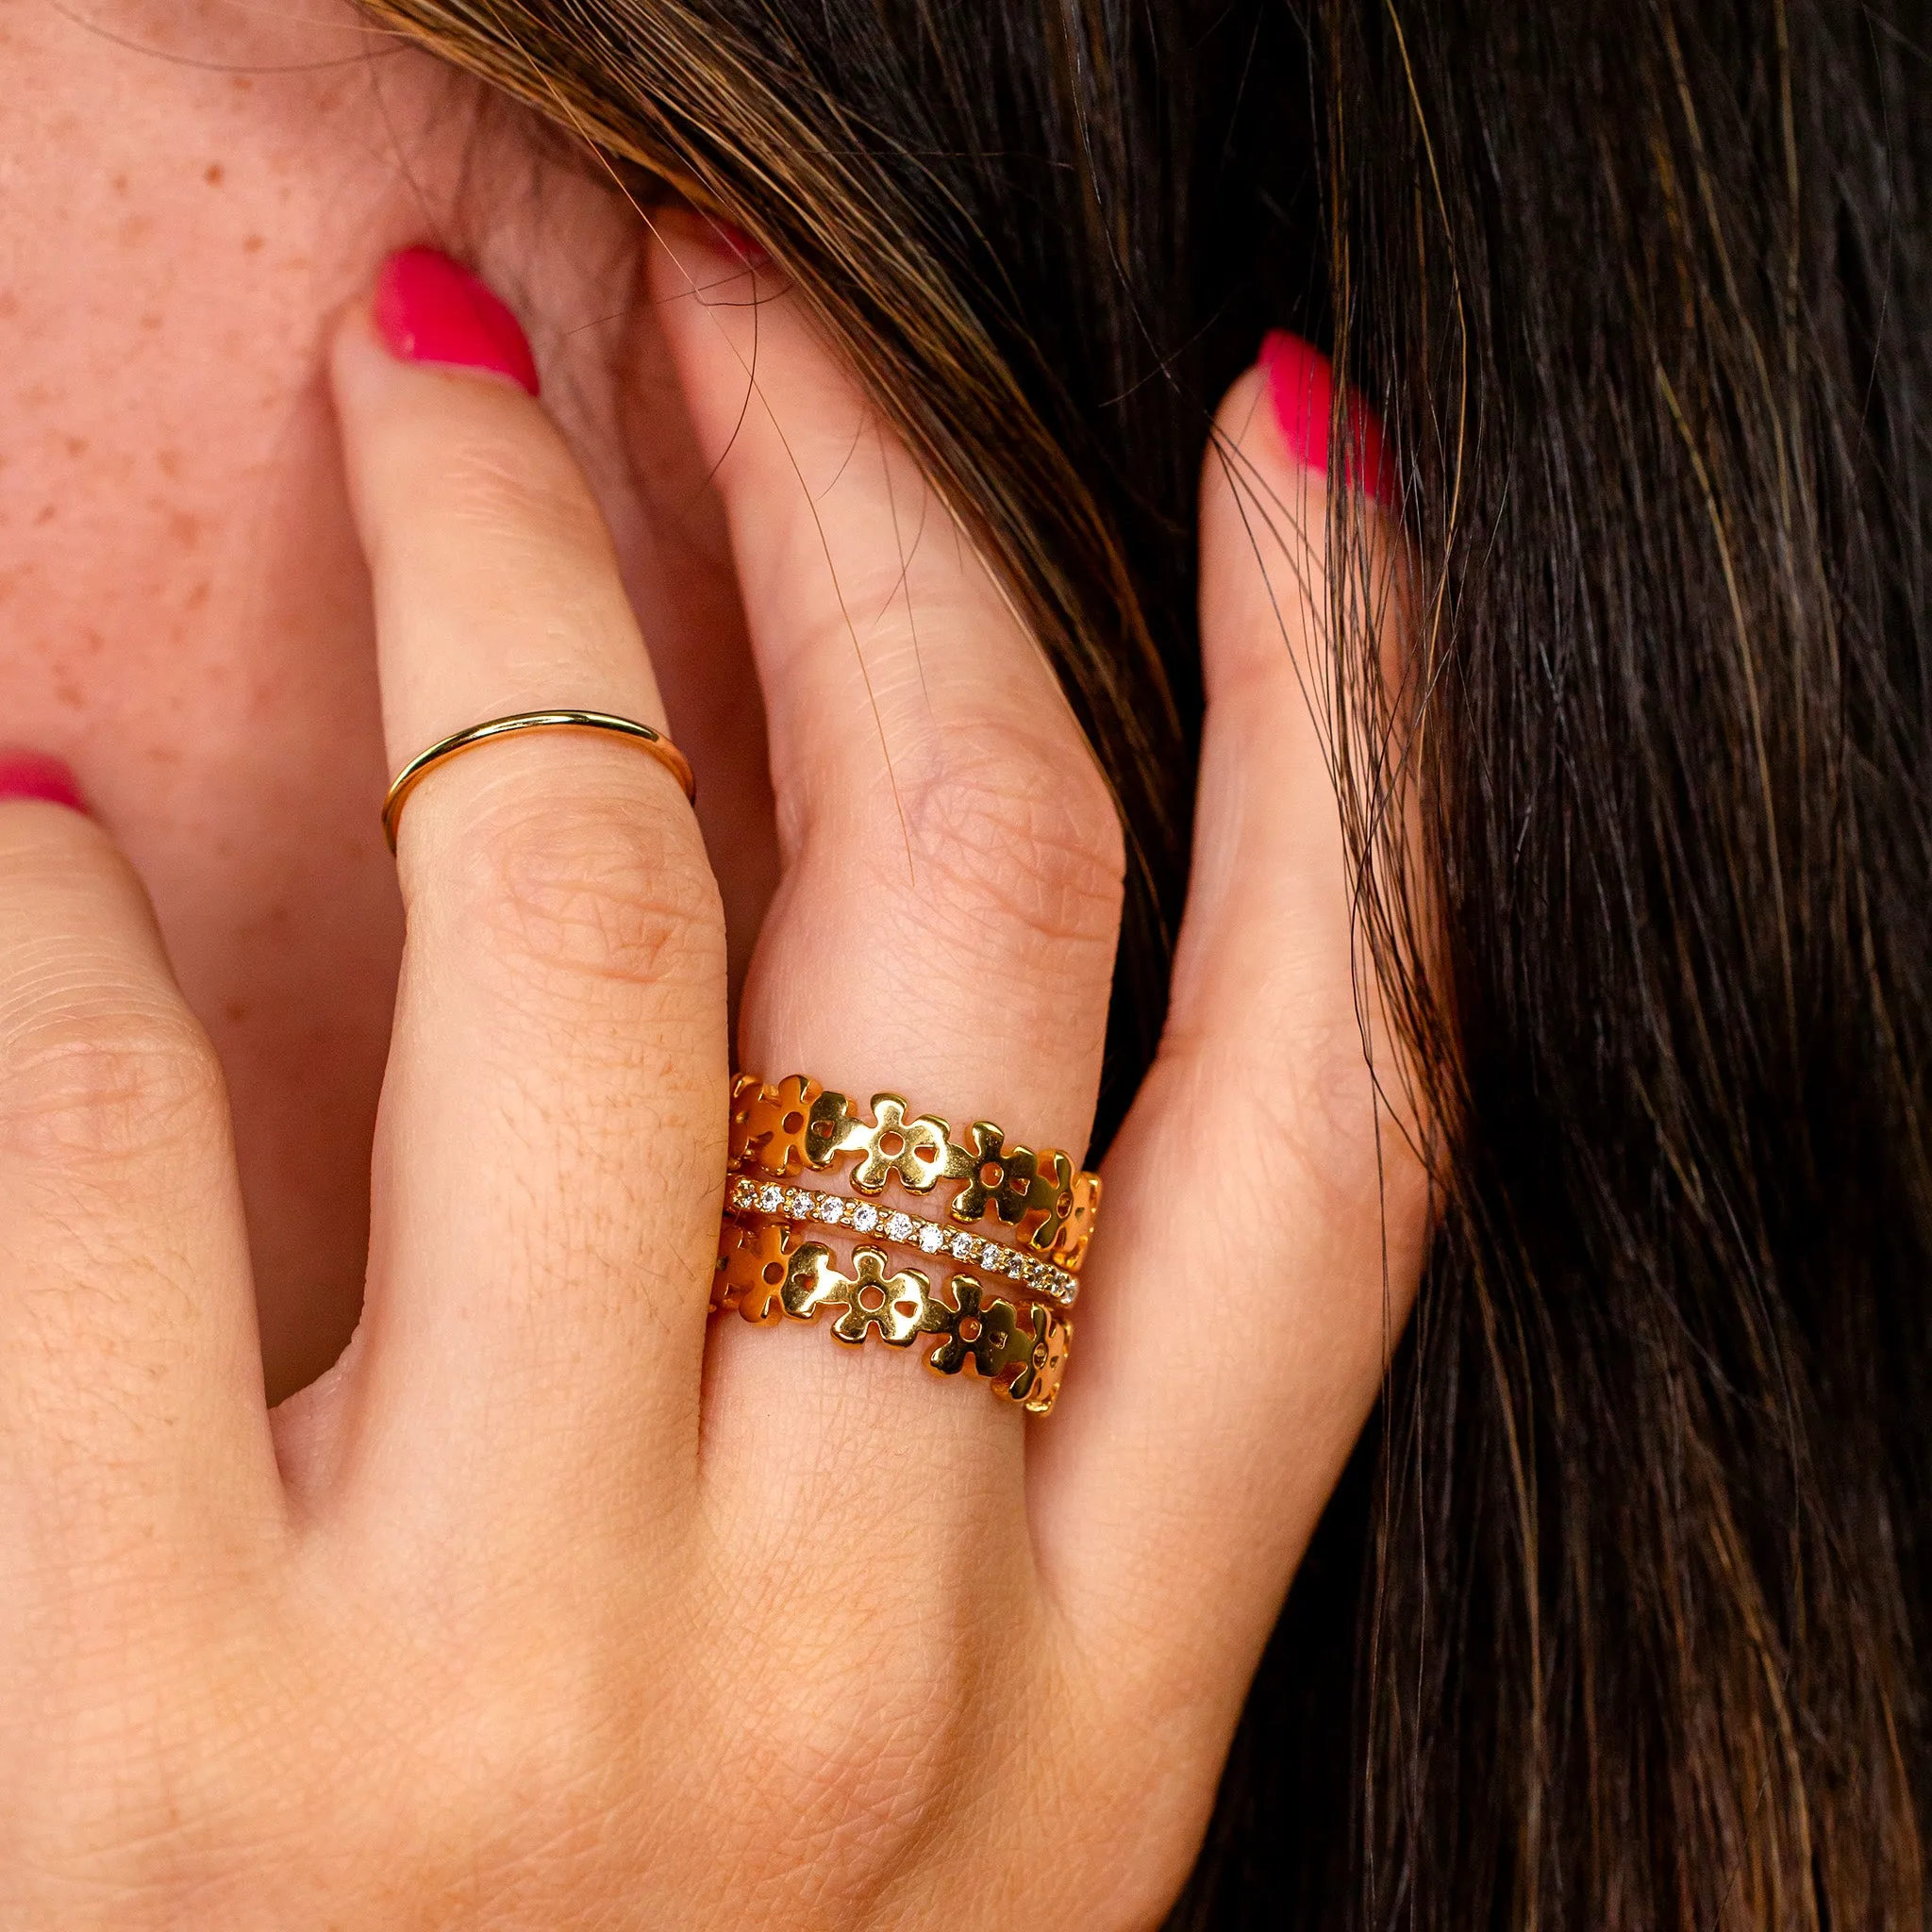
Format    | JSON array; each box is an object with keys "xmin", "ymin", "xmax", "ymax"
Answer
[
  {"xmin": 374, "ymin": 247, "xmax": 541, "ymax": 398},
  {"xmin": 0, "ymin": 748, "xmax": 90, "ymax": 814},
  {"xmin": 1260, "ymin": 330, "xmax": 1396, "ymax": 508},
  {"xmin": 711, "ymin": 218, "xmax": 770, "ymax": 268}
]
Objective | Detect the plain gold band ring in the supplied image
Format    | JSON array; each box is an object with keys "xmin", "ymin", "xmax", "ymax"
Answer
[{"xmin": 381, "ymin": 710, "xmax": 698, "ymax": 853}]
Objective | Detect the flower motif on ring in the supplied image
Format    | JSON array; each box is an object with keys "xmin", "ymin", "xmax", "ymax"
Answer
[
  {"xmin": 822, "ymin": 1249, "xmax": 939, "ymax": 1348},
  {"xmin": 924, "ymin": 1276, "xmax": 1021, "ymax": 1381},
  {"xmin": 776, "ymin": 1241, "xmax": 847, "ymax": 1324},
  {"xmin": 838, "ymin": 1094, "xmax": 971, "ymax": 1195},
  {"xmin": 950, "ymin": 1123, "xmax": 1044, "ymax": 1228},
  {"xmin": 719, "ymin": 1221, "xmax": 798, "ymax": 1325},
  {"xmin": 999, "ymin": 1301, "xmax": 1071, "ymax": 1414},
  {"xmin": 730, "ymin": 1073, "xmax": 858, "ymax": 1175},
  {"xmin": 1051, "ymin": 1172, "xmax": 1101, "ymax": 1272},
  {"xmin": 731, "ymin": 1074, "xmax": 818, "ymax": 1176},
  {"xmin": 1015, "ymin": 1148, "xmax": 1077, "ymax": 1255}
]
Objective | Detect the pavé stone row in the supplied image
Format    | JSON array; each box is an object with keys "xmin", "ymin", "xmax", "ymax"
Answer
[{"xmin": 727, "ymin": 1175, "xmax": 1081, "ymax": 1307}]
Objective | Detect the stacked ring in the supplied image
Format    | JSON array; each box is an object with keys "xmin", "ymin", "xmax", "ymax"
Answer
[
  {"xmin": 726, "ymin": 1074, "xmax": 1101, "ymax": 1270},
  {"xmin": 712, "ymin": 1223, "xmax": 1072, "ymax": 1416},
  {"xmin": 714, "ymin": 1073, "xmax": 1097, "ymax": 1415}
]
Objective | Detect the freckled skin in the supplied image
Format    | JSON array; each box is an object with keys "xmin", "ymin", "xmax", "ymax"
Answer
[{"xmin": 0, "ymin": 0, "xmax": 777, "ymax": 1399}]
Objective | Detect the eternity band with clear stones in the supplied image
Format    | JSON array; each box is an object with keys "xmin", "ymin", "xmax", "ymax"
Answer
[{"xmin": 727, "ymin": 1174, "xmax": 1080, "ymax": 1307}]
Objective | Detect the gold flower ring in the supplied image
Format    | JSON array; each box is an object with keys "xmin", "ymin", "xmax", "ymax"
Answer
[
  {"xmin": 727, "ymin": 1074, "xmax": 1100, "ymax": 1272},
  {"xmin": 712, "ymin": 1223, "xmax": 1072, "ymax": 1416}
]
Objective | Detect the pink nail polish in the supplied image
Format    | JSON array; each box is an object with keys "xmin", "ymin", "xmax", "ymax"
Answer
[
  {"xmin": 1260, "ymin": 330, "xmax": 1396, "ymax": 508},
  {"xmin": 0, "ymin": 748, "xmax": 90, "ymax": 814},
  {"xmin": 711, "ymin": 219, "xmax": 770, "ymax": 268},
  {"xmin": 374, "ymin": 247, "xmax": 541, "ymax": 398}
]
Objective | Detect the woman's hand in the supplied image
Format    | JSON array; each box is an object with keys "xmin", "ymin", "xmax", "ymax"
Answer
[{"xmin": 0, "ymin": 232, "xmax": 1427, "ymax": 1927}]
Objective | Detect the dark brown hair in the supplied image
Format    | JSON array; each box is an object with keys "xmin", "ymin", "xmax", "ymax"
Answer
[{"xmin": 359, "ymin": 1, "xmax": 1931, "ymax": 1922}]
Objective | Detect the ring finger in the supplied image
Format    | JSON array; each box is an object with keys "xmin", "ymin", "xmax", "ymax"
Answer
[{"xmin": 649, "ymin": 224, "xmax": 1124, "ymax": 1535}]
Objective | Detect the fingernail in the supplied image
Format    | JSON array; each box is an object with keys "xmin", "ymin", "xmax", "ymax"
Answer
[
  {"xmin": 711, "ymin": 219, "xmax": 770, "ymax": 268},
  {"xmin": 1260, "ymin": 330, "xmax": 1396, "ymax": 508},
  {"xmin": 0, "ymin": 748, "xmax": 90, "ymax": 814},
  {"xmin": 374, "ymin": 247, "xmax": 541, "ymax": 398}
]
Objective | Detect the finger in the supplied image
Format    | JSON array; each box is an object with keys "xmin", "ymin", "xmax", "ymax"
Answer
[
  {"xmin": 1038, "ymin": 348, "xmax": 1431, "ymax": 1705},
  {"xmin": 0, "ymin": 790, "xmax": 279, "ymax": 1556},
  {"xmin": 325, "ymin": 252, "xmax": 727, "ymax": 1538},
  {"xmin": 647, "ymin": 226, "xmax": 1123, "ymax": 1528}
]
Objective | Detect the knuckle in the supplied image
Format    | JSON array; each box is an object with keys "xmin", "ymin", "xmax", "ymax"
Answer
[
  {"xmin": 441, "ymin": 783, "xmax": 720, "ymax": 1007},
  {"xmin": 726, "ymin": 1635, "xmax": 975, "ymax": 1894},
  {"xmin": 901, "ymin": 728, "xmax": 1125, "ymax": 956},
  {"xmin": 0, "ymin": 1001, "xmax": 224, "ymax": 1166},
  {"xmin": 435, "ymin": 433, "xmax": 604, "ymax": 565},
  {"xmin": 1171, "ymin": 1013, "xmax": 1420, "ymax": 1233},
  {"xmin": 7, "ymin": 1637, "xmax": 299, "ymax": 1912}
]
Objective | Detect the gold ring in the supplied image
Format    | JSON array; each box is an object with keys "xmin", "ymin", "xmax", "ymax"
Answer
[
  {"xmin": 713, "ymin": 1223, "xmax": 1072, "ymax": 1415},
  {"xmin": 727, "ymin": 1074, "xmax": 1101, "ymax": 1271},
  {"xmin": 381, "ymin": 710, "xmax": 697, "ymax": 853}
]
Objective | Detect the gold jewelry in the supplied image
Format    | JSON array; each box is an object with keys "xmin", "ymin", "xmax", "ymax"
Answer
[
  {"xmin": 712, "ymin": 1222, "xmax": 1071, "ymax": 1416},
  {"xmin": 726, "ymin": 1175, "xmax": 1079, "ymax": 1306},
  {"xmin": 728, "ymin": 1074, "xmax": 1100, "ymax": 1269},
  {"xmin": 381, "ymin": 709, "xmax": 697, "ymax": 852}
]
